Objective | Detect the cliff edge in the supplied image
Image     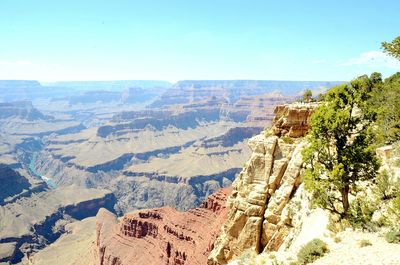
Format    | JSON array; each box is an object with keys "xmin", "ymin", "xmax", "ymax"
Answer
[{"xmin": 208, "ymin": 103, "xmax": 316, "ymax": 264}]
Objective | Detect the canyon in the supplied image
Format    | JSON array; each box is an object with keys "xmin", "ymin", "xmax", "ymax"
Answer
[
  {"xmin": 87, "ymin": 103, "xmax": 316, "ymax": 265},
  {"xmin": 0, "ymin": 80, "xmax": 340, "ymax": 264}
]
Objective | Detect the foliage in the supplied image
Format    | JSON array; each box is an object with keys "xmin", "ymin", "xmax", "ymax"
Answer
[
  {"xmin": 264, "ymin": 128, "xmax": 273, "ymax": 138},
  {"xmin": 358, "ymin": 239, "xmax": 372, "ymax": 247},
  {"xmin": 366, "ymin": 73, "xmax": 400, "ymax": 144},
  {"xmin": 302, "ymin": 78, "xmax": 380, "ymax": 216},
  {"xmin": 348, "ymin": 194, "xmax": 378, "ymax": 230},
  {"xmin": 333, "ymin": 236, "xmax": 342, "ymax": 243},
  {"xmin": 303, "ymin": 89, "xmax": 313, "ymax": 102},
  {"xmin": 282, "ymin": 135, "xmax": 295, "ymax": 144},
  {"xmin": 375, "ymin": 169, "xmax": 400, "ymax": 200},
  {"xmin": 390, "ymin": 191, "xmax": 400, "ymax": 222},
  {"xmin": 297, "ymin": 238, "xmax": 329, "ymax": 264},
  {"xmin": 384, "ymin": 229, "xmax": 400, "ymax": 243},
  {"xmin": 382, "ymin": 36, "xmax": 400, "ymax": 60},
  {"xmin": 375, "ymin": 170, "xmax": 393, "ymax": 200},
  {"xmin": 395, "ymin": 143, "xmax": 400, "ymax": 166}
]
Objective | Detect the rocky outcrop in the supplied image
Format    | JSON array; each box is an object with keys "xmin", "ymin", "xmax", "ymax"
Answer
[
  {"xmin": 272, "ymin": 103, "xmax": 317, "ymax": 138},
  {"xmin": 0, "ymin": 164, "xmax": 31, "ymax": 204},
  {"xmin": 0, "ymin": 101, "xmax": 51, "ymax": 121},
  {"xmin": 0, "ymin": 188, "xmax": 116, "ymax": 264},
  {"xmin": 208, "ymin": 104, "xmax": 315, "ymax": 265},
  {"xmin": 202, "ymin": 127, "xmax": 262, "ymax": 148},
  {"xmin": 95, "ymin": 189, "xmax": 231, "ymax": 265}
]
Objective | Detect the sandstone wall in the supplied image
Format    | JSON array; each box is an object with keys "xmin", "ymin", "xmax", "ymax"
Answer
[
  {"xmin": 208, "ymin": 104, "xmax": 315, "ymax": 264},
  {"xmin": 272, "ymin": 103, "xmax": 316, "ymax": 138}
]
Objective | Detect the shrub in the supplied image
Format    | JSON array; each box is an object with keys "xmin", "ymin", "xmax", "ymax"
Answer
[
  {"xmin": 264, "ymin": 129, "xmax": 273, "ymax": 138},
  {"xmin": 358, "ymin": 239, "xmax": 372, "ymax": 247},
  {"xmin": 281, "ymin": 136, "xmax": 294, "ymax": 144},
  {"xmin": 348, "ymin": 195, "xmax": 378, "ymax": 230},
  {"xmin": 376, "ymin": 170, "xmax": 393, "ymax": 200},
  {"xmin": 297, "ymin": 238, "xmax": 329, "ymax": 264},
  {"xmin": 333, "ymin": 236, "xmax": 341, "ymax": 243},
  {"xmin": 392, "ymin": 193, "xmax": 400, "ymax": 218},
  {"xmin": 385, "ymin": 229, "xmax": 400, "ymax": 243}
]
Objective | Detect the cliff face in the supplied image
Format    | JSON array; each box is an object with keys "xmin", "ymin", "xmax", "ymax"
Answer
[
  {"xmin": 272, "ymin": 103, "xmax": 316, "ymax": 138},
  {"xmin": 0, "ymin": 164, "xmax": 31, "ymax": 204},
  {"xmin": 0, "ymin": 187, "xmax": 115, "ymax": 264},
  {"xmin": 208, "ymin": 104, "xmax": 315, "ymax": 264},
  {"xmin": 0, "ymin": 101, "xmax": 50, "ymax": 121},
  {"xmin": 95, "ymin": 189, "xmax": 231, "ymax": 265}
]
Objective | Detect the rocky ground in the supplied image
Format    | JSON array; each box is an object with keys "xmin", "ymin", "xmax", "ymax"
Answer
[{"xmin": 313, "ymin": 231, "xmax": 400, "ymax": 265}]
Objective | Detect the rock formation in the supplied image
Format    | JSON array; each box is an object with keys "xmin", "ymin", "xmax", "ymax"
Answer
[
  {"xmin": 95, "ymin": 189, "xmax": 231, "ymax": 265},
  {"xmin": 208, "ymin": 104, "xmax": 315, "ymax": 264},
  {"xmin": 0, "ymin": 164, "xmax": 31, "ymax": 204},
  {"xmin": 0, "ymin": 101, "xmax": 51, "ymax": 121},
  {"xmin": 272, "ymin": 103, "xmax": 317, "ymax": 138},
  {"xmin": 0, "ymin": 187, "xmax": 115, "ymax": 264}
]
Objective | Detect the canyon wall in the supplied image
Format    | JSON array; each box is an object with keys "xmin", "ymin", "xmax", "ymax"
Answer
[
  {"xmin": 208, "ymin": 103, "xmax": 315, "ymax": 264},
  {"xmin": 95, "ymin": 189, "xmax": 230, "ymax": 265}
]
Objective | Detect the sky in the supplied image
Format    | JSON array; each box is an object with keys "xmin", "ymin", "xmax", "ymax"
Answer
[{"xmin": 0, "ymin": 0, "xmax": 399, "ymax": 82}]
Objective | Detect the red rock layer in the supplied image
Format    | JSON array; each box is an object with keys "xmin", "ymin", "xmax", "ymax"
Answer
[{"xmin": 95, "ymin": 188, "xmax": 231, "ymax": 265}]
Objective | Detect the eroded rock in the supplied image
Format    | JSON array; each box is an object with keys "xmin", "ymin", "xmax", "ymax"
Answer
[
  {"xmin": 95, "ymin": 189, "xmax": 231, "ymax": 265},
  {"xmin": 208, "ymin": 104, "xmax": 315, "ymax": 265},
  {"xmin": 272, "ymin": 103, "xmax": 316, "ymax": 138}
]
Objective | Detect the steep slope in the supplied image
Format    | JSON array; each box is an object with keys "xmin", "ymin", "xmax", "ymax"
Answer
[
  {"xmin": 0, "ymin": 101, "xmax": 51, "ymax": 121},
  {"xmin": 95, "ymin": 189, "xmax": 230, "ymax": 265},
  {"xmin": 0, "ymin": 164, "xmax": 31, "ymax": 204},
  {"xmin": 0, "ymin": 187, "xmax": 115, "ymax": 264},
  {"xmin": 208, "ymin": 103, "xmax": 315, "ymax": 264},
  {"xmin": 27, "ymin": 217, "xmax": 97, "ymax": 265}
]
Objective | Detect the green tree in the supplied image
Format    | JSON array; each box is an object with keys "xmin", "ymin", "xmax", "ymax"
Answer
[
  {"xmin": 368, "ymin": 73, "xmax": 400, "ymax": 144},
  {"xmin": 303, "ymin": 89, "xmax": 313, "ymax": 102},
  {"xmin": 382, "ymin": 36, "xmax": 400, "ymax": 60},
  {"xmin": 302, "ymin": 79, "xmax": 380, "ymax": 216}
]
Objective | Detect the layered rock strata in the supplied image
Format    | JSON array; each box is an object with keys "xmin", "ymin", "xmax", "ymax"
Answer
[
  {"xmin": 95, "ymin": 189, "xmax": 231, "ymax": 265},
  {"xmin": 0, "ymin": 188, "xmax": 115, "ymax": 264},
  {"xmin": 208, "ymin": 104, "xmax": 315, "ymax": 264},
  {"xmin": 272, "ymin": 103, "xmax": 317, "ymax": 138}
]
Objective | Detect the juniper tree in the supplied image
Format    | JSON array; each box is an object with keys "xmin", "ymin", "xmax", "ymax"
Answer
[
  {"xmin": 302, "ymin": 79, "xmax": 380, "ymax": 216},
  {"xmin": 382, "ymin": 36, "xmax": 400, "ymax": 60},
  {"xmin": 303, "ymin": 89, "xmax": 313, "ymax": 103}
]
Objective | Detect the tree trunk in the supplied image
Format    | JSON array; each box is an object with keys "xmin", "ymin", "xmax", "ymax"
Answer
[{"xmin": 341, "ymin": 185, "xmax": 350, "ymax": 215}]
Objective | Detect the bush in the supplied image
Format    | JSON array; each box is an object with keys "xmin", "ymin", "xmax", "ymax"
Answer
[
  {"xmin": 282, "ymin": 136, "xmax": 295, "ymax": 144},
  {"xmin": 376, "ymin": 170, "xmax": 393, "ymax": 200},
  {"xmin": 385, "ymin": 229, "xmax": 400, "ymax": 243},
  {"xmin": 297, "ymin": 238, "xmax": 329, "ymax": 264},
  {"xmin": 333, "ymin": 236, "xmax": 342, "ymax": 243},
  {"xmin": 358, "ymin": 239, "xmax": 372, "ymax": 247},
  {"xmin": 348, "ymin": 195, "xmax": 378, "ymax": 230},
  {"xmin": 392, "ymin": 193, "xmax": 400, "ymax": 217},
  {"xmin": 264, "ymin": 129, "xmax": 273, "ymax": 138},
  {"xmin": 375, "ymin": 169, "xmax": 400, "ymax": 200}
]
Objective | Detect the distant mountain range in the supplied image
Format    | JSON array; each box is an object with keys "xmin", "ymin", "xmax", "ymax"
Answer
[{"xmin": 0, "ymin": 79, "xmax": 344, "ymax": 105}]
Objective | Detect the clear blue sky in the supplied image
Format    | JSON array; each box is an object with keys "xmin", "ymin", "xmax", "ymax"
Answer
[{"xmin": 0, "ymin": 0, "xmax": 399, "ymax": 82}]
